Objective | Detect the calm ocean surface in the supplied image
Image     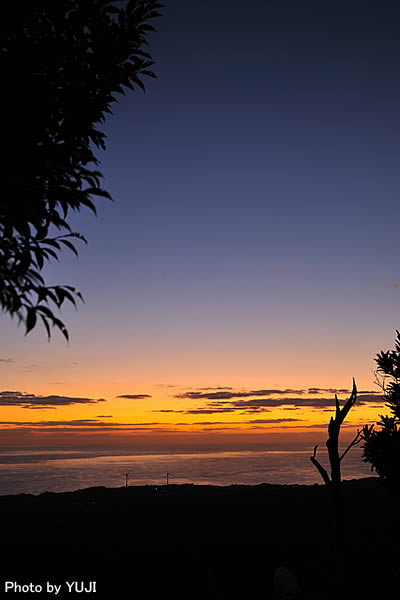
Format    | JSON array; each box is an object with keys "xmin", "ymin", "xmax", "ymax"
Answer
[{"xmin": 0, "ymin": 446, "xmax": 375, "ymax": 495}]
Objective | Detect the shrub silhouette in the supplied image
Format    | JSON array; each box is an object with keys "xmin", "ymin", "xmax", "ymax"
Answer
[
  {"xmin": 362, "ymin": 330, "xmax": 400, "ymax": 488},
  {"xmin": 1, "ymin": 0, "xmax": 163, "ymax": 340}
]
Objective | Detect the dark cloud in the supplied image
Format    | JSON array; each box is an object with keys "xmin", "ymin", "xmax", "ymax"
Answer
[
  {"xmin": 96, "ymin": 415, "xmax": 113, "ymax": 418},
  {"xmin": 172, "ymin": 418, "xmax": 304, "ymax": 426},
  {"xmin": 176, "ymin": 389, "xmax": 306, "ymax": 400},
  {"xmin": 22, "ymin": 406, "xmax": 57, "ymax": 410},
  {"xmin": 198, "ymin": 426, "xmax": 238, "ymax": 432},
  {"xmin": 193, "ymin": 421, "xmax": 233, "ymax": 425},
  {"xmin": 192, "ymin": 419, "xmax": 302, "ymax": 431},
  {"xmin": 194, "ymin": 419, "xmax": 304, "ymax": 426},
  {"xmin": 195, "ymin": 387, "xmax": 234, "ymax": 391},
  {"xmin": 155, "ymin": 392, "xmax": 384, "ymax": 415},
  {"xmin": 0, "ymin": 391, "xmax": 105, "ymax": 408},
  {"xmin": 26, "ymin": 426, "xmax": 182, "ymax": 433},
  {"xmin": 176, "ymin": 391, "xmax": 240, "ymax": 400},
  {"xmin": 0, "ymin": 419, "xmax": 113, "ymax": 426},
  {"xmin": 354, "ymin": 394, "xmax": 384, "ymax": 403},
  {"xmin": 0, "ymin": 358, "xmax": 14, "ymax": 363},
  {"xmin": 281, "ymin": 422, "xmax": 369, "ymax": 429},
  {"xmin": 178, "ymin": 387, "xmax": 382, "ymax": 402},
  {"xmin": 185, "ymin": 407, "xmax": 240, "ymax": 414},
  {"xmin": 307, "ymin": 387, "xmax": 349, "ymax": 394},
  {"xmin": 117, "ymin": 394, "xmax": 152, "ymax": 399},
  {"xmin": 0, "ymin": 419, "xmax": 166, "ymax": 431},
  {"xmin": 249, "ymin": 418, "xmax": 303, "ymax": 424}
]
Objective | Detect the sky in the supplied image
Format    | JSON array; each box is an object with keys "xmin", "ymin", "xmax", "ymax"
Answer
[{"xmin": 1, "ymin": 0, "xmax": 400, "ymax": 451}]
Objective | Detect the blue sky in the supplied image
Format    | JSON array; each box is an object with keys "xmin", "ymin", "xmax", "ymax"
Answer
[{"xmin": 1, "ymin": 1, "xmax": 400, "ymax": 448}]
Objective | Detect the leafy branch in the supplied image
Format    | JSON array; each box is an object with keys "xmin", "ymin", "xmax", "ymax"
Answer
[{"xmin": 1, "ymin": 0, "xmax": 163, "ymax": 340}]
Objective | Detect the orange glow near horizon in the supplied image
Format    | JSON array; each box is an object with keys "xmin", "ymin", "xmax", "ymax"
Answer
[
  {"xmin": 0, "ymin": 311, "xmax": 389, "ymax": 452},
  {"xmin": 0, "ymin": 359, "xmax": 386, "ymax": 450}
]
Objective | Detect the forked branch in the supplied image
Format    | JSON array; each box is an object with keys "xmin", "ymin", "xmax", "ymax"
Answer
[
  {"xmin": 310, "ymin": 445, "xmax": 331, "ymax": 487},
  {"xmin": 339, "ymin": 429, "xmax": 363, "ymax": 461},
  {"xmin": 310, "ymin": 379, "xmax": 358, "ymax": 488}
]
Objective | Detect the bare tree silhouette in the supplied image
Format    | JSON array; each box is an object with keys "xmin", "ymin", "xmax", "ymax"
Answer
[
  {"xmin": 310, "ymin": 379, "xmax": 362, "ymax": 518},
  {"xmin": 309, "ymin": 380, "xmax": 363, "ymax": 598}
]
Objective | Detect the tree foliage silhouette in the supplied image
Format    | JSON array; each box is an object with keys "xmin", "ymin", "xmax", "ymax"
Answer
[
  {"xmin": 1, "ymin": 0, "xmax": 162, "ymax": 340},
  {"xmin": 361, "ymin": 331, "xmax": 400, "ymax": 487}
]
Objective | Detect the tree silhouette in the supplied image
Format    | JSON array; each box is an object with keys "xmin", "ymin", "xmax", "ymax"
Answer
[
  {"xmin": 310, "ymin": 380, "xmax": 362, "ymax": 522},
  {"xmin": 310, "ymin": 381, "xmax": 363, "ymax": 599},
  {"xmin": 361, "ymin": 331, "xmax": 400, "ymax": 488},
  {"xmin": 1, "ymin": 0, "xmax": 163, "ymax": 340}
]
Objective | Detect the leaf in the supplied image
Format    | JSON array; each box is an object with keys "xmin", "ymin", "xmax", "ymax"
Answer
[
  {"xmin": 53, "ymin": 287, "xmax": 66, "ymax": 307},
  {"xmin": 34, "ymin": 248, "xmax": 45, "ymax": 269},
  {"xmin": 132, "ymin": 76, "xmax": 146, "ymax": 92},
  {"xmin": 40, "ymin": 314, "xmax": 51, "ymax": 340},
  {"xmin": 36, "ymin": 305, "xmax": 56, "ymax": 318},
  {"xmin": 51, "ymin": 316, "xmax": 69, "ymax": 342},
  {"xmin": 25, "ymin": 307, "xmax": 37, "ymax": 335},
  {"xmin": 68, "ymin": 232, "xmax": 88, "ymax": 244},
  {"xmin": 85, "ymin": 187, "xmax": 113, "ymax": 200},
  {"xmin": 43, "ymin": 247, "xmax": 59, "ymax": 261},
  {"xmin": 60, "ymin": 287, "xmax": 78, "ymax": 306},
  {"xmin": 59, "ymin": 239, "xmax": 79, "ymax": 256},
  {"xmin": 43, "ymin": 239, "xmax": 61, "ymax": 250}
]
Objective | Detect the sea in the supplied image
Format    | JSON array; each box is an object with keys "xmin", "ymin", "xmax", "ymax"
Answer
[{"xmin": 0, "ymin": 445, "xmax": 375, "ymax": 495}]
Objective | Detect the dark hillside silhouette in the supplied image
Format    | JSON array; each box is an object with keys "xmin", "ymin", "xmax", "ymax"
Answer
[
  {"xmin": 0, "ymin": 481, "xmax": 392, "ymax": 600},
  {"xmin": 1, "ymin": 0, "xmax": 163, "ymax": 340}
]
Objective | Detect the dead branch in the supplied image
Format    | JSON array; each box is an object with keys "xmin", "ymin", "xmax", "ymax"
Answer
[
  {"xmin": 339, "ymin": 429, "xmax": 363, "ymax": 461},
  {"xmin": 309, "ymin": 379, "xmax": 359, "ymax": 599},
  {"xmin": 310, "ymin": 379, "xmax": 358, "ymax": 488},
  {"xmin": 309, "ymin": 444, "xmax": 331, "ymax": 486}
]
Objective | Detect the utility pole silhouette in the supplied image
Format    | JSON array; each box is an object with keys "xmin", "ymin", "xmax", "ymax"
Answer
[
  {"xmin": 165, "ymin": 472, "xmax": 170, "ymax": 485},
  {"xmin": 124, "ymin": 472, "xmax": 129, "ymax": 487}
]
